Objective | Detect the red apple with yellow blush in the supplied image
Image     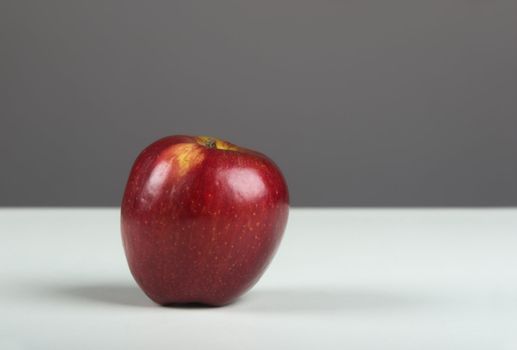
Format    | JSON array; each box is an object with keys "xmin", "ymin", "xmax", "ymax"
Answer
[{"xmin": 121, "ymin": 135, "xmax": 289, "ymax": 306}]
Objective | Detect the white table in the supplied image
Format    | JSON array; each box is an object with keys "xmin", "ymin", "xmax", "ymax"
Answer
[{"xmin": 1, "ymin": 208, "xmax": 517, "ymax": 350}]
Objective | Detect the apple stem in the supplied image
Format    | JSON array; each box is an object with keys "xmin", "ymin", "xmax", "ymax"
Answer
[{"xmin": 205, "ymin": 138, "xmax": 216, "ymax": 149}]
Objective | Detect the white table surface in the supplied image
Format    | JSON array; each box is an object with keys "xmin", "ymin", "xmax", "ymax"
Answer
[{"xmin": 1, "ymin": 208, "xmax": 517, "ymax": 350}]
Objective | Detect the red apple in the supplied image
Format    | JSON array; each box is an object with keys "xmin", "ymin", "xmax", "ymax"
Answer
[{"xmin": 121, "ymin": 135, "xmax": 289, "ymax": 306}]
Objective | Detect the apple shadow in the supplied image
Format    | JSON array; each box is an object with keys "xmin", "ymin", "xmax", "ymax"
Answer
[
  {"xmin": 52, "ymin": 283, "xmax": 436, "ymax": 313},
  {"xmin": 53, "ymin": 283, "xmax": 221, "ymax": 309},
  {"xmin": 53, "ymin": 284, "xmax": 155, "ymax": 308}
]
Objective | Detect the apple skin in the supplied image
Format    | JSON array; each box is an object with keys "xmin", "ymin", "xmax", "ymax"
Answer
[{"xmin": 121, "ymin": 135, "xmax": 289, "ymax": 306}]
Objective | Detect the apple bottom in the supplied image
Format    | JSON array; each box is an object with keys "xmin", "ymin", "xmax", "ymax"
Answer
[
  {"xmin": 129, "ymin": 259, "xmax": 276, "ymax": 307},
  {"xmin": 138, "ymin": 280, "xmax": 256, "ymax": 307},
  {"xmin": 124, "ymin": 223, "xmax": 284, "ymax": 307}
]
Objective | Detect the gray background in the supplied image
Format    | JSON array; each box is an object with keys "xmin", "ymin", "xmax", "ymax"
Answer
[{"xmin": 2, "ymin": 0, "xmax": 516, "ymax": 206}]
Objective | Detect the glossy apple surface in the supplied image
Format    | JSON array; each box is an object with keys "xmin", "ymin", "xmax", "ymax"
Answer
[{"xmin": 121, "ymin": 135, "xmax": 289, "ymax": 306}]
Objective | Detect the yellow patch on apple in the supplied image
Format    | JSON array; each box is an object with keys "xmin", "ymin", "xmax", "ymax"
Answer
[{"xmin": 163, "ymin": 143, "xmax": 205, "ymax": 177}]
